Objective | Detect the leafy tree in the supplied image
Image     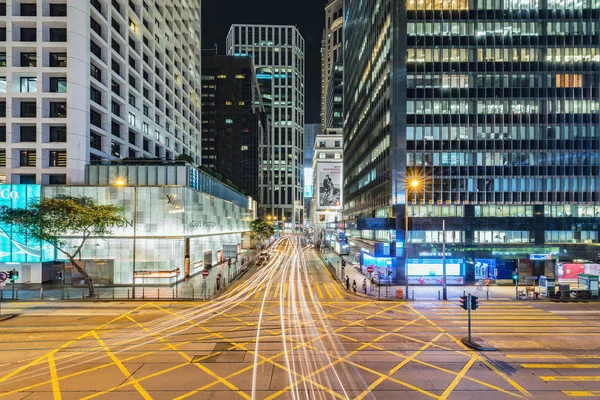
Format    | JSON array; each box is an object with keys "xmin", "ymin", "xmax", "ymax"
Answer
[
  {"xmin": 0, "ymin": 195, "xmax": 124, "ymax": 297},
  {"xmin": 249, "ymin": 219, "xmax": 275, "ymax": 245},
  {"xmin": 175, "ymin": 154, "xmax": 195, "ymax": 165}
]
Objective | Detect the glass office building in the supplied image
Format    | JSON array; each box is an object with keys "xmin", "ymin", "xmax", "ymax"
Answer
[{"xmin": 344, "ymin": 0, "xmax": 600, "ymax": 284}]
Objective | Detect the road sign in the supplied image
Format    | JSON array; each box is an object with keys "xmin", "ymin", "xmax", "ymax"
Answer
[
  {"xmin": 0, "ymin": 271, "xmax": 6, "ymax": 283},
  {"xmin": 201, "ymin": 270, "xmax": 210, "ymax": 278},
  {"xmin": 366, "ymin": 266, "xmax": 375, "ymax": 273},
  {"xmin": 0, "ymin": 281, "xmax": 5, "ymax": 289}
]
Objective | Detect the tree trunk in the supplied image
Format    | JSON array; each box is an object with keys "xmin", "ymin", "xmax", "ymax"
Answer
[{"xmin": 69, "ymin": 257, "xmax": 95, "ymax": 297}]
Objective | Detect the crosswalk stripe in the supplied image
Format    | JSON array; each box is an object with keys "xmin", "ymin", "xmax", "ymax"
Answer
[
  {"xmin": 522, "ymin": 364, "xmax": 600, "ymax": 369},
  {"xmin": 563, "ymin": 390, "xmax": 600, "ymax": 396},
  {"xmin": 542, "ymin": 376, "xmax": 600, "ymax": 382},
  {"xmin": 330, "ymin": 283, "xmax": 343, "ymax": 299},
  {"xmin": 283, "ymin": 283, "xmax": 289, "ymax": 300},
  {"xmin": 315, "ymin": 283, "xmax": 324, "ymax": 299},
  {"xmin": 322, "ymin": 283, "xmax": 333, "ymax": 299},
  {"xmin": 273, "ymin": 283, "xmax": 280, "ymax": 299}
]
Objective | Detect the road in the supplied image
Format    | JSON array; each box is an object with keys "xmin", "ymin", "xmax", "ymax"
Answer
[{"xmin": 1, "ymin": 235, "xmax": 600, "ymax": 399}]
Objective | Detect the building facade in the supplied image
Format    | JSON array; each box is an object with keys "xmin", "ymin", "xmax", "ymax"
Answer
[
  {"xmin": 226, "ymin": 24, "xmax": 305, "ymax": 227},
  {"xmin": 321, "ymin": 0, "xmax": 343, "ymax": 127},
  {"xmin": 0, "ymin": 0, "xmax": 202, "ymax": 186},
  {"xmin": 311, "ymin": 129, "xmax": 343, "ymax": 243},
  {"xmin": 344, "ymin": 0, "xmax": 600, "ymax": 286},
  {"xmin": 325, "ymin": 53, "xmax": 343, "ymax": 129},
  {"xmin": 0, "ymin": 164, "xmax": 255, "ymax": 284},
  {"xmin": 201, "ymin": 51, "xmax": 267, "ymax": 200},
  {"xmin": 303, "ymin": 123, "xmax": 321, "ymax": 226}
]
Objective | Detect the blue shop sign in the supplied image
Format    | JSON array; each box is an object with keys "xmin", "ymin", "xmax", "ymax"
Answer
[{"xmin": 0, "ymin": 185, "xmax": 54, "ymax": 262}]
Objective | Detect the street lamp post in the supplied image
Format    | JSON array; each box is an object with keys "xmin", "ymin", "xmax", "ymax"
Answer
[
  {"xmin": 405, "ymin": 179, "xmax": 420, "ymax": 300},
  {"xmin": 442, "ymin": 219, "xmax": 447, "ymax": 300}
]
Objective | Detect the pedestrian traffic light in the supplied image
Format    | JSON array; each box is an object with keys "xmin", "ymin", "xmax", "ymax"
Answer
[
  {"xmin": 12, "ymin": 270, "xmax": 18, "ymax": 281},
  {"xmin": 459, "ymin": 295, "xmax": 468, "ymax": 310},
  {"xmin": 228, "ymin": 258, "xmax": 232, "ymax": 267},
  {"xmin": 7, "ymin": 270, "xmax": 14, "ymax": 281},
  {"xmin": 471, "ymin": 295, "xmax": 479, "ymax": 310},
  {"xmin": 512, "ymin": 271, "xmax": 519, "ymax": 282},
  {"xmin": 55, "ymin": 271, "xmax": 63, "ymax": 280}
]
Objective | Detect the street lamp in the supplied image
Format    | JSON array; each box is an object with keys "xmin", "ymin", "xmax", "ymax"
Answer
[
  {"xmin": 115, "ymin": 178, "xmax": 137, "ymax": 299},
  {"xmin": 405, "ymin": 178, "xmax": 421, "ymax": 300}
]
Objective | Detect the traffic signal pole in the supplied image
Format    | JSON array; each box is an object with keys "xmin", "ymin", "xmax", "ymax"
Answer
[
  {"xmin": 467, "ymin": 294, "xmax": 472, "ymax": 343},
  {"xmin": 460, "ymin": 293, "xmax": 495, "ymax": 351}
]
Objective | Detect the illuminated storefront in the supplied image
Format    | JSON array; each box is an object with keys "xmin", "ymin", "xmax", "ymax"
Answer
[
  {"xmin": 406, "ymin": 257, "xmax": 466, "ymax": 285},
  {"xmin": 44, "ymin": 185, "xmax": 253, "ymax": 286},
  {"xmin": 0, "ymin": 184, "xmax": 55, "ymax": 283}
]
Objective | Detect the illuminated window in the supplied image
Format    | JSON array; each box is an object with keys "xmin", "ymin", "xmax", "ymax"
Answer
[
  {"xmin": 225, "ymin": 101, "xmax": 232, "ymax": 106},
  {"xmin": 407, "ymin": 0, "xmax": 468, "ymax": 10},
  {"xmin": 225, "ymin": 119, "xmax": 233, "ymax": 124},
  {"xmin": 238, "ymin": 101, "xmax": 245, "ymax": 106},
  {"xmin": 235, "ymin": 74, "xmax": 245, "ymax": 79},
  {"xmin": 241, "ymin": 145, "xmax": 248, "ymax": 150},
  {"xmin": 129, "ymin": 19, "xmax": 136, "ymax": 32},
  {"xmin": 217, "ymin": 74, "xmax": 227, "ymax": 79},
  {"xmin": 556, "ymin": 74, "xmax": 583, "ymax": 88}
]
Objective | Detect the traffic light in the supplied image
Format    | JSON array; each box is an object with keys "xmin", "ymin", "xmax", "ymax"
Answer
[
  {"xmin": 7, "ymin": 270, "xmax": 14, "ymax": 281},
  {"xmin": 471, "ymin": 295, "xmax": 479, "ymax": 310},
  {"xmin": 228, "ymin": 258, "xmax": 232, "ymax": 267},
  {"xmin": 55, "ymin": 271, "xmax": 63, "ymax": 280},
  {"xmin": 459, "ymin": 295, "xmax": 468, "ymax": 310},
  {"xmin": 341, "ymin": 259, "xmax": 346, "ymax": 267},
  {"xmin": 512, "ymin": 270, "xmax": 519, "ymax": 283}
]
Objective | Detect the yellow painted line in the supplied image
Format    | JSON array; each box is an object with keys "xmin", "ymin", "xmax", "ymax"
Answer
[
  {"xmin": 441, "ymin": 358, "xmax": 476, "ymax": 399},
  {"xmin": 223, "ymin": 282, "xmax": 241, "ymax": 299},
  {"xmin": 254, "ymin": 286, "xmax": 262, "ymax": 299},
  {"xmin": 506, "ymin": 355, "xmax": 569, "ymax": 359},
  {"xmin": 479, "ymin": 333, "xmax": 600, "ymax": 336},
  {"xmin": 283, "ymin": 282, "xmax": 289, "ymax": 300},
  {"xmin": 542, "ymin": 376, "xmax": 600, "ymax": 382},
  {"xmin": 90, "ymin": 331, "xmax": 152, "ymax": 399},
  {"xmin": 522, "ymin": 364, "xmax": 600, "ymax": 369},
  {"xmin": 315, "ymin": 283, "xmax": 324, "ymax": 299},
  {"xmin": 330, "ymin": 283, "xmax": 344, "ymax": 299},
  {"xmin": 322, "ymin": 282, "xmax": 333, "ymax": 299},
  {"xmin": 273, "ymin": 282, "xmax": 280, "ymax": 298},
  {"xmin": 47, "ymin": 353, "xmax": 61, "ymax": 400},
  {"xmin": 563, "ymin": 390, "xmax": 600, "ymax": 397}
]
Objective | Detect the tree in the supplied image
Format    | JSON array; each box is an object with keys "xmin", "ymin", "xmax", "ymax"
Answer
[
  {"xmin": 175, "ymin": 154, "xmax": 195, "ymax": 165},
  {"xmin": 0, "ymin": 195, "xmax": 124, "ymax": 297},
  {"xmin": 249, "ymin": 219, "xmax": 275, "ymax": 246}
]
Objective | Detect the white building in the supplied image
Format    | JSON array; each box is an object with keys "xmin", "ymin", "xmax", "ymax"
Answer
[
  {"xmin": 311, "ymin": 128, "xmax": 343, "ymax": 243},
  {"xmin": 0, "ymin": 0, "xmax": 202, "ymax": 185},
  {"xmin": 226, "ymin": 24, "xmax": 305, "ymax": 228}
]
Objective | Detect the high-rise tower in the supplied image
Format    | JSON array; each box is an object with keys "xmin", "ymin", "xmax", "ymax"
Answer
[
  {"xmin": 344, "ymin": 0, "xmax": 600, "ymax": 286},
  {"xmin": 0, "ymin": 0, "xmax": 202, "ymax": 185},
  {"xmin": 227, "ymin": 24, "xmax": 305, "ymax": 227}
]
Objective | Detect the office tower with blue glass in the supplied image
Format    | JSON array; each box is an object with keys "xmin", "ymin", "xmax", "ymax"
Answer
[{"xmin": 344, "ymin": 0, "xmax": 600, "ymax": 286}]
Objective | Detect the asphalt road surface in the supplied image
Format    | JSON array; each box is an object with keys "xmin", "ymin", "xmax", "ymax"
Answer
[{"xmin": 1, "ymin": 235, "xmax": 600, "ymax": 399}]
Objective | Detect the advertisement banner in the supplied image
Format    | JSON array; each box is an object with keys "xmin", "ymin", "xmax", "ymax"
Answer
[
  {"xmin": 317, "ymin": 163, "xmax": 342, "ymax": 210},
  {"xmin": 408, "ymin": 276, "xmax": 465, "ymax": 285}
]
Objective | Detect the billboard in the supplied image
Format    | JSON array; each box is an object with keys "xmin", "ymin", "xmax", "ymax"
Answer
[{"xmin": 317, "ymin": 163, "xmax": 342, "ymax": 210}]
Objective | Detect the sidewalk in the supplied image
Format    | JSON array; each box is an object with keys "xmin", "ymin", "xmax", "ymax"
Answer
[
  {"xmin": 314, "ymin": 247, "xmax": 528, "ymax": 301},
  {"xmin": 0, "ymin": 248, "xmax": 261, "ymax": 302}
]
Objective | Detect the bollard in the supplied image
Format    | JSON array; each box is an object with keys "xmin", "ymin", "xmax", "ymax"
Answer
[
  {"xmin": 438, "ymin": 290, "xmax": 441, "ymax": 300},
  {"xmin": 67, "ymin": 289, "xmax": 70, "ymax": 300},
  {"xmin": 127, "ymin": 289, "xmax": 130, "ymax": 299},
  {"xmin": 463, "ymin": 290, "xmax": 466, "ymax": 296},
  {"xmin": 158, "ymin": 289, "xmax": 160, "ymax": 300},
  {"xmin": 412, "ymin": 290, "xmax": 415, "ymax": 301},
  {"xmin": 191, "ymin": 287, "xmax": 194, "ymax": 300},
  {"xmin": 40, "ymin": 288, "xmax": 43, "ymax": 300},
  {"xmin": 172, "ymin": 288, "xmax": 175, "ymax": 299},
  {"xmin": 15, "ymin": 289, "xmax": 18, "ymax": 301},
  {"xmin": 112, "ymin": 288, "xmax": 115, "ymax": 300},
  {"xmin": 487, "ymin": 290, "xmax": 489, "ymax": 301},
  {"xmin": 82, "ymin": 289, "xmax": 84, "ymax": 299}
]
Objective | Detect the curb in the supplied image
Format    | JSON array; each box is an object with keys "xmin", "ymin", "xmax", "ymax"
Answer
[{"xmin": 0, "ymin": 313, "xmax": 18, "ymax": 322}]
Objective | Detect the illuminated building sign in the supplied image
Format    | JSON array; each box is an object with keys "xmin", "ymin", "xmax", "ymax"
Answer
[{"xmin": 0, "ymin": 185, "xmax": 54, "ymax": 263}]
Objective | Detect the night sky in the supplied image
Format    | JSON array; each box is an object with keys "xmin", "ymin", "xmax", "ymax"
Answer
[{"xmin": 202, "ymin": 0, "xmax": 325, "ymax": 124}]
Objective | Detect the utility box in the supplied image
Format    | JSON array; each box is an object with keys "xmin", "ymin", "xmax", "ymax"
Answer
[
  {"xmin": 539, "ymin": 276, "xmax": 556, "ymax": 298},
  {"xmin": 578, "ymin": 274, "xmax": 599, "ymax": 298}
]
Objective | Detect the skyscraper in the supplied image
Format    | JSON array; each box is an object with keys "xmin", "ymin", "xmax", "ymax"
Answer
[
  {"xmin": 201, "ymin": 51, "xmax": 267, "ymax": 200},
  {"xmin": 0, "ymin": 0, "xmax": 202, "ymax": 185},
  {"xmin": 321, "ymin": 0, "xmax": 343, "ymax": 128},
  {"xmin": 227, "ymin": 25, "xmax": 305, "ymax": 227},
  {"xmin": 344, "ymin": 0, "xmax": 600, "ymax": 286}
]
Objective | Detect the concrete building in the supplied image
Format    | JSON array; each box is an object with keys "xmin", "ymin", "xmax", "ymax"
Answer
[
  {"xmin": 303, "ymin": 123, "xmax": 321, "ymax": 226},
  {"xmin": 0, "ymin": 0, "xmax": 202, "ymax": 185},
  {"xmin": 310, "ymin": 128, "xmax": 343, "ymax": 243},
  {"xmin": 344, "ymin": 0, "xmax": 600, "ymax": 286},
  {"xmin": 321, "ymin": 0, "xmax": 343, "ymax": 127},
  {"xmin": 226, "ymin": 24, "xmax": 305, "ymax": 228},
  {"xmin": 201, "ymin": 50, "xmax": 267, "ymax": 200}
]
